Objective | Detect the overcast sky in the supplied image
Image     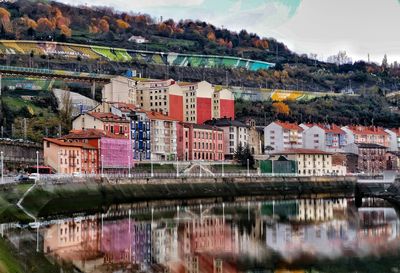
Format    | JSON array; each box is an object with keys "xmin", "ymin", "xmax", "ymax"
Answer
[{"xmin": 58, "ymin": 0, "xmax": 400, "ymax": 64}]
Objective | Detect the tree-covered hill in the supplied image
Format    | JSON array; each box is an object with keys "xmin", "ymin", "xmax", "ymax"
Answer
[{"xmin": 0, "ymin": 0, "xmax": 399, "ymax": 92}]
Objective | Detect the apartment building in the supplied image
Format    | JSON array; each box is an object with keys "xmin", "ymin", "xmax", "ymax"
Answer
[
  {"xmin": 177, "ymin": 123, "xmax": 224, "ymax": 161},
  {"xmin": 300, "ymin": 123, "xmax": 346, "ymax": 152},
  {"xmin": 146, "ymin": 111, "xmax": 178, "ymax": 161},
  {"xmin": 341, "ymin": 126, "xmax": 390, "ymax": 147},
  {"xmin": 269, "ymin": 148, "xmax": 334, "ymax": 176},
  {"xmin": 385, "ymin": 128, "xmax": 400, "ymax": 151},
  {"xmin": 344, "ymin": 143, "xmax": 387, "ymax": 174},
  {"xmin": 43, "ymin": 138, "xmax": 98, "ymax": 174},
  {"xmin": 62, "ymin": 129, "xmax": 131, "ymax": 174},
  {"xmin": 129, "ymin": 111, "xmax": 151, "ymax": 161},
  {"xmin": 72, "ymin": 112, "xmax": 130, "ymax": 138},
  {"xmin": 113, "ymin": 76, "xmax": 235, "ymax": 124},
  {"xmin": 264, "ymin": 121, "xmax": 303, "ymax": 152},
  {"xmin": 102, "ymin": 76, "xmax": 137, "ymax": 104},
  {"xmin": 205, "ymin": 118, "xmax": 248, "ymax": 160}
]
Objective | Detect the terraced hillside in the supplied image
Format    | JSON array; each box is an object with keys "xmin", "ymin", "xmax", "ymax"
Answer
[{"xmin": 0, "ymin": 40, "xmax": 274, "ymax": 72}]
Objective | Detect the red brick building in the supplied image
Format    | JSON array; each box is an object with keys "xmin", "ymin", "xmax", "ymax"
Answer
[{"xmin": 177, "ymin": 123, "xmax": 224, "ymax": 161}]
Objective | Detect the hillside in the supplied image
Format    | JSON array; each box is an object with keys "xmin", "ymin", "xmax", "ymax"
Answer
[{"xmin": 0, "ymin": 0, "xmax": 399, "ymax": 92}]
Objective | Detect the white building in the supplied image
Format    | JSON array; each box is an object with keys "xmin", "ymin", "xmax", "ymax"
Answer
[
  {"xmin": 264, "ymin": 121, "xmax": 303, "ymax": 152},
  {"xmin": 102, "ymin": 76, "xmax": 137, "ymax": 104},
  {"xmin": 206, "ymin": 118, "xmax": 249, "ymax": 160},
  {"xmin": 385, "ymin": 128, "xmax": 400, "ymax": 151},
  {"xmin": 300, "ymin": 123, "xmax": 346, "ymax": 153}
]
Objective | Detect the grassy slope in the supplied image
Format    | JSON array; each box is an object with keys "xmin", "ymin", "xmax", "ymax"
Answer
[{"xmin": 0, "ymin": 239, "xmax": 24, "ymax": 273}]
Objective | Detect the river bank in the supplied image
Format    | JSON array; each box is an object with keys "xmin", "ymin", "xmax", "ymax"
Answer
[{"xmin": 18, "ymin": 176, "xmax": 356, "ymax": 218}]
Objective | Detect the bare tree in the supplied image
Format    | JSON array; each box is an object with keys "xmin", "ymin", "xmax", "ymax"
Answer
[{"xmin": 327, "ymin": 51, "xmax": 352, "ymax": 66}]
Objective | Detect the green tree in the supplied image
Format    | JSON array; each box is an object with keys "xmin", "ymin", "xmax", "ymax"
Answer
[{"xmin": 234, "ymin": 143, "xmax": 255, "ymax": 168}]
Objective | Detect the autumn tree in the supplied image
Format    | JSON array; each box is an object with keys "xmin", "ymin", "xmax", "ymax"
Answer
[
  {"xmin": 116, "ymin": 19, "xmax": 130, "ymax": 30},
  {"xmin": 37, "ymin": 18, "xmax": 55, "ymax": 34},
  {"xmin": 272, "ymin": 102, "xmax": 290, "ymax": 115},
  {"xmin": 0, "ymin": 7, "xmax": 11, "ymax": 33}
]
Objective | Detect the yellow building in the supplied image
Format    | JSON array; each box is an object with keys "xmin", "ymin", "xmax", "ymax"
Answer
[{"xmin": 269, "ymin": 148, "xmax": 334, "ymax": 176}]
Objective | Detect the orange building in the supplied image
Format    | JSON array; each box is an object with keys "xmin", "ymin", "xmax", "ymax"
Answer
[{"xmin": 43, "ymin": 138, "xmax": 98, "ymax": 174}]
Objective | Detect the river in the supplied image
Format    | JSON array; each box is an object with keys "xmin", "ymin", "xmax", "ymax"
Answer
[{"xmin": 3, "ymin": 197, "xmax": 400, "ymax": 273}]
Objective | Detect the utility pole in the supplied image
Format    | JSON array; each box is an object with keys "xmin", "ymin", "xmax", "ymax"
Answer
[
  {"xmin": 225, "ymin": 71, "xmax": 229, "ymax": 87},
  {"xmin": 23, "ymin": 118, "xmax": 27, "ymax": 140}
]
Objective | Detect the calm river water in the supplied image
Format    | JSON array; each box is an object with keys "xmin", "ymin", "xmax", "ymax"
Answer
[{"xmin": 6, "ymin": 197, "xmax": 400, "ymax": 273}]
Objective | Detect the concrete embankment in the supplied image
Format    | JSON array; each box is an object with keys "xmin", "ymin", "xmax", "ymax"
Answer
[{"xmin": 21, "ymin": 176, "xmax": 356, "ymax": 218}]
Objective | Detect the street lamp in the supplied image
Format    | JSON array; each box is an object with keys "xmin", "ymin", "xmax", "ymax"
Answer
[
  {"xmin": 128, "ymin": 154, "xmax": 131, "ymax": 178},
  {"xmin": 176, "ymin": 154, "xmax": 179, "ymax": 178},
  {"xmin": 1, "ymin": 151, "xmax": 3, "ymax": 184},
  {"xmin": 247, "ymin": 158, "xmax": 250, "ymax": 177},
  {"xmin": 101, "ymin": 154, "xmax": 104, "ymax": 177},
  {"xmin": 150, "ymin": 157, "xmax": 154, "ymax": 178},
  {"xmin": 36, "ymin": 151, "xmax": 39, "ymax": 181},
  {"xmin": 222, "ymin": 160, "xmax": 224, "ymax": 177}
]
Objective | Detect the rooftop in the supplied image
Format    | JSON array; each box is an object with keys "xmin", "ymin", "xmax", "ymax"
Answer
[
  {"xmin": 204, "ymin": 118, "xmax": 248, "ymax": 128},
  {"xmin": 64, "ymin": 129, "xmax": 126, "ymax": 139},
  {"xmin": 44, "ymin": 138, "xmax": 96, "ymax": 149},
  {"xmin": 354, "ymin": 143, "xmax": 387, "ymax": 149},
  {"xmin": 272, "ymin": 148, "xmax": 332, "ymax": 155},
  {"xmin": 345, "ymin": 125, "xmax": 388, "ymax": 136},
  {"xmin": 180, "ymin": 122, "xmax": 223, "ymax": 131},
  {"xmin": 274, "ymin": 121, "xmax": 303, "ymax": 131},
  {"xmin": 303, "ymin": 123, "xmax": 344, "ymax": 134},
  {"xmin": 146, "ymin": 111, "xmax": 178, "ymax": 121},
  {"xmin": 86, "ymin": 112, "xmax": 129, "ymax": 123}
]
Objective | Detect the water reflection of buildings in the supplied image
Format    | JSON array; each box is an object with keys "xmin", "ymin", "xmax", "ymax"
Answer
[
  {"xmin": 43, "ymin": 217, "xmax": 102, "ymax": 271},
  {"xmin": 179, "ymin": 217, "xmax": 239, "ymax": 273},
  {"xmin": 40, "ymin": 199, "xmax": 400, "ymax": 273}
]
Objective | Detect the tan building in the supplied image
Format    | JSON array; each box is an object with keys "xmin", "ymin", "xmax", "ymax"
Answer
[
  {"xmin": 269, "ymin": 148, "xmax": 334, "ymax": 176},
  {"xmin": 72, "ymin": 112, "xmax": 130, "ymax": 138},
  {"xmin": 245, "ymin": 118, "xmax": 262, "ymax": 155},
  {"xmin": 102, "ymin": 76, "xmax": 137, "ymax": 104}
]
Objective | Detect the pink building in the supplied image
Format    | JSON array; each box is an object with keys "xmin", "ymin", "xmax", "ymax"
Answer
[
  {"xmin": 177, "ymin": 123, "xmax": 224, "ymax": 161},
  {"xmin": 100, "ymin": 137, "xmax": 132, "ymax": 171}
]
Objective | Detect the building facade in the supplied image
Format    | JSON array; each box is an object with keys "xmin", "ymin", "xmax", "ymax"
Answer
[
  {"xmin": 146, "ymin": 111, "xmax": 178, "ymax": 161},
  {"xmin": 344, "ymin": 143, "xmax": 387, "ymax": 174},
  {"xmin": 264, "ymin": 121, "xmax": 303, "ymax": 152},
  {"xmin": 385, "ymin": 128, "xmax": 400, "ymax": 151},
  {"xmin": 73, "ymin": 112, "xmax": 130, "ymax": 138},
  {"xmin": 300, "ymin": 123, "xmax": 346, "ymax": 152},
  {"xmin": 129, "ymin": 111, "xmax": 151, "ymax": 161},
  {"xmin": 341, "ymin": 126, "xmax": 390, "ymax": 147},
  {"xmin": 43, "ymin": 138, "xmax": 98, "ymax": 174},
  {"xmin": 102, "ymin": 76, "xmax": 137, "ymax": 104},
  {"xmin": 269, "ymin": 148, "xmax": 334, "ymax": 176},
  {"xmin": 205, "ymin": 118, "xmax": 248, "ymax": 160},
  {"xmin": 177, "ymin": 123, "xmax": 224, "ymax": 161}
]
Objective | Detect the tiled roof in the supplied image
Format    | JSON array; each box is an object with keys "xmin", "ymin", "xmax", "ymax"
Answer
[
  {"xmin": 180, "ymin": 122, "xmax": 223, "ymax": 131},
  {"xmin": 87, "ymin": 112, "xmax": 129, "ymax": 123},
  {"xmin": 303, "ymin": 123, "xmax": 344, "ymax": 134},
  {"xmin": 44, "ymin": 138, "xmax": 96, "ymax": 149},
  {"xmin": 64, "ymin": 129, "xmax": 126, "ymax": 139},
  {"xmin": 354, "ymin": 143, "xmax": 387, "ymax": 149},
  {"xmin": 145, "ymin": 111, "xmax": 178, "ymax": 121},
  {"xmin": 274, "ymin": 121, "xmax": 303, "ymax": 131},
  {"xmin": 112, "ymin": 102, "xmax": 138, "ymax": 112},
  {"xmin": 272, "ymin": 148, "xmax": 332, "ymax": 155},
  {"xmin": 346, "ymin": 126, "xmax": 388, "ymax": 136},
  {"xmin": 204, "ymin": 118, "xmax": 248, "ymax": 128}
]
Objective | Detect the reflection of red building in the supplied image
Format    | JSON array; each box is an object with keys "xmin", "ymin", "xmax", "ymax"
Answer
[{"xmin": 175, "ymin": 217, "xmax": 238, "ymax": 273}]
